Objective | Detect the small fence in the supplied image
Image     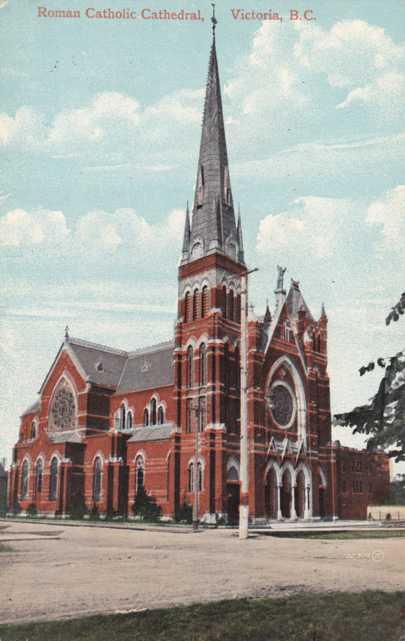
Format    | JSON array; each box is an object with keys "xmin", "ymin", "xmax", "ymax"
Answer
[{"xmin": 367, "ymin": 505, "xmax": 405, "ymax": 521}]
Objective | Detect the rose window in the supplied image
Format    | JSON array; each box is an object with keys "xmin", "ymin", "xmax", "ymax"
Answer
[
  {"xmin": 268, "ymin": 384, "xmax": 294, "ymax": 428},
  {"xmin": 49, "ymin": 380, "xmax": 76, "ymax": 432}
]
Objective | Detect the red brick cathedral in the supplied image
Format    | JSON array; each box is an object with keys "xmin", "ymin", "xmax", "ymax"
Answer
[{"xmin": 8, "ymin": 28, "xmax": 389, "ymax": 523}]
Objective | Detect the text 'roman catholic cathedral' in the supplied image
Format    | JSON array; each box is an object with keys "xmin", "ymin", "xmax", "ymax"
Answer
[{"xmin": 7, "ymin": 22, "xmax": 389, "ymax": 523}]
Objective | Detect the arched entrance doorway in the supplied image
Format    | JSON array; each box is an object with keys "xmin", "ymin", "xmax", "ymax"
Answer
[
  {"xmin": 281, "ymin": 469, "xmax": 292, "ymax": 519},
  {"xmin": 226, "ymin": 465, "xmax": 239, "ymax": 525},
  {"xmin": 295, "ymin": 470, "xmax": 306, "ymax": 519},
  {"xmin": 319, "ymin": 485, "xmax": 326, "ymax": 517},
  {"xmin": 265, "ymin": 466, "xmax": 278, "ymax": 519}
]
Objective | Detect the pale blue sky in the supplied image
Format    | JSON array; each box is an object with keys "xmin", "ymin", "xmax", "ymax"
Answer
[{"xmin": 1, "ymin": 0, "xmax": 404, "ymax": 467}]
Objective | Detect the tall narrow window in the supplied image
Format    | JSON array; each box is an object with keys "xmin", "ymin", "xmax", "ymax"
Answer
[
  {"xmin": 198, "ymin": 397, "xmax": 206, "ymax": 432},
  {"xmin": 188, "ymin": 463, "xmax": 194, "ymax": 491},
  {"xmin": 222, "ymin": 286, "xmax": 227, "ymax": 318},
  {"xmin": 135, "ymin": 457, "xmax": 145, "ymax": 493},
  {"xmin": 187, "ymin": 346, "xmax": 194, "ymax": 388},
  {"xmin": 143, "ymin": 408, "xmax": 149, "ymax": 426},
  {"xmin": 199, "ymin": 343, "xmax": 207, "ymax": 386},
  {"xmin": 120, "ymin": 404, "xmax": 126, "ymax": 430},
  {"xmin": 193, "ymin": 288, "xmax": 199, "ymax": 320},
  {"xmin": 31, "ymin": 420, "xmax": 37, "ymax": 440},
  {"xmin": 228, "ymin": 290, "xmax": 235, "ymax": 321},
  {"xmin": 126, "ymin": 411, "xmax": 133, "ymax": 430},
  {"xmin": 21, "ymin": 460, "xmax": 29, "ymax": 499},
  {"xmin": 201, "ymin": 285, "xmax": 209, "ymax": 317},
  {"xmin": 198, "ymin": 462, "xmax": 203, "ymax": 491},
  {"xmin": 150, "ymin": 398, "xmax": 157, "ymax": 425},
  {"xmin": 184, "ymin": 291, "xmax": 191, "ymax": 322},
  {"xmin": 35, "ymin": 459, "xmax": 43, "ymax": 494},
  {"xmin": 186, "ymin": 399, "xmax": 193, "ymax": 433},
  {"xmin": 158, "ymin": 406, "xmax": 164, "ymax": 424},
  {"xmin": 49, "ymin": 457, "xmax": 58, "ymax": 500},
  {"xmin": 93, "ymin": 457, "xmax": 102, "ymax": 501}
]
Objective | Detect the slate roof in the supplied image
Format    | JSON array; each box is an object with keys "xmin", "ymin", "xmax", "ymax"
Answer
[
  {"xmin": 68, "ymin": 338, "xmax": 128, "ymax": 389},
  {"xmin": 127, "ymin": 424, "xmax": 174, "ymax": 443},
  {"xmin": 118, "ymin": 342, "xmax": 174, "ymax": 393},
  {"xmin": 286, "ymin": 282, "xmax": 314, "ymax": 321}
]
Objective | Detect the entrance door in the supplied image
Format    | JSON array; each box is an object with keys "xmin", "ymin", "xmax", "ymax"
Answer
[
  {"xmin": 319, "ymin": 487, "xmax": 325, "ymax": 518},
  {"xmin": 226, "ymin": 483, "xmax": 239, "ymax": 525}
]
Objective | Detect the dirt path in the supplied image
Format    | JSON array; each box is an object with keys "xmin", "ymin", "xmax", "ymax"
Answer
[{"xmin": 1, "ymin": 521, "xmax": 404, "ymax": 624}]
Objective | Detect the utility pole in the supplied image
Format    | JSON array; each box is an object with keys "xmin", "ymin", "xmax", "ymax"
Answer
[
  {"xmin": 192, "ymin": 399, "xmax": 201, "ymax": 531},
  {"xmin": 239, "ymin": 268, "xmax": 258, "ymax": 540}
]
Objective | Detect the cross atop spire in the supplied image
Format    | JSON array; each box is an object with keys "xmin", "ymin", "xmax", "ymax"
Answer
[
  {"xmin": 211, "ymin": 3, "xmax": 218, "ymax": 40},
  {"xmin": 181, "ymin": 12, "xmax": 243, "ymax": 266}
]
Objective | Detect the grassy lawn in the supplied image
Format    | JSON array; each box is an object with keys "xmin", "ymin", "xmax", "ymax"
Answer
[
  {"xmin": 261, "ymin": 530, "xmax": 405, "ymax": 540},
  {"xmin": 1, "ymin": 592, "xmax": 405, "ymax": 641}
]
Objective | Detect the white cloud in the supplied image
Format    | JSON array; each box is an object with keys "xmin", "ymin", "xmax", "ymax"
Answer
[
  {"xmin": 0, "ymin": 208, "xmax": 69, "ymax": 247},
  {"xmin": 294, "ymin": 20, "xmax": 405, "ymax": 109},
  {"xmin": 0, "ymin": 89, "xmax": 201, "ymax": 161},
  {"xmin": 257, "ymin": 196, "xmax": 351, "ymax": 258},
  {"xmin": 337, "ymin": 72, "xmax": 405, "ymax": 110},
  {"xmin": 234, "ymin": 132, "xmax": 405, "ymax": 179},
  {"xmin": 366, "ymin": 185, "xmax": 405, "ymax": 252},
  {"xmin": 0, "ymin": 205, "xmax": 185, "ymax": 255}
]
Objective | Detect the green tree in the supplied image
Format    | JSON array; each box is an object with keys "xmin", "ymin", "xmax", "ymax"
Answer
[{"xmin": 334, "ymin": 293, "xmax": 405, "ymax": 462}]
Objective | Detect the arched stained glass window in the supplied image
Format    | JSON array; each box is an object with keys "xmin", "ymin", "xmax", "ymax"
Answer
[
  {"xmin": 21, "ymin": 460, "xmax": 29, "ymax": 498},
  {"xmin": 135, "ymin": 456, "xmax": 145, "ymax": 494},
  {"xmin": 35, "ymin": 459, "xmax": 43, "ymax": 494},
  {"xmin": 157, "ymin": 406, "xmax": 164, "ymax": 424},
  {"xmin": 49, "ymin": 457, "xmax": 58, "ymax": 500},
  {"xmin": 150, "ymin": 398, "xmax": 157, "ymax": 426},
  {"xmin": 49, "ymin": 378, "xmax": 76, "ymax": 432},
  {"xmin": 199, "ymin": 343, "xmax": 207, "ymax": 386},
  {"xmin": 184, "ymin": 291, "xmax": 191, "ymax": 322},
  {"xmin": 143, "ymin": 408, "xmax": 149, "ymax": 426},
  {"xmin": 126, "ymin": 411, "xmax": 133, "ymax": 430},
  {"xmin": 120, "ymin": 404, "xmax": 126, "ymax": 430},
  {"xmin": 93, "ymin": 457, "xmax": 102, "ymax": 501},
  {"xmin": 193, "ymin": 288, "xmax": 199, "ymax": 320},
  {"xmin": 187, "ymin": 346, "xmax": 194, "ymax": 388},
  {"xmin": 201, "ymin": 286, "xmax": 209, "ymax": 317}
]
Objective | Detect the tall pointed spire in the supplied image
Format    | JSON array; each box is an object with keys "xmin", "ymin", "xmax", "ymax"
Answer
[
  {"xmin": 237, "ymin": 204, "xmax": 245, "ymax": 263},
  {"xmin": 183, "ymin": 10, "xmax": 243, "ymax": 265},
  {"xmin": 182, "ymin": 201, "xmax": 191, "ymax": 259}
]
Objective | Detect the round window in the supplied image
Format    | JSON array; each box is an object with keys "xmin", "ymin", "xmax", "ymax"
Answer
[
  {"xmin": 268, "ymin": 384, "xmax": 295, "ymax": 428},
  {"xmin": 49, "ymin": 380, "xmax": 76, "ymax": 432}
]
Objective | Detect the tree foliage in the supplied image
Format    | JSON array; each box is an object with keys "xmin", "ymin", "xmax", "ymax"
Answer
[{"xmin": 334, "ymin": 292, "xmax": 405, "ymax": 462}]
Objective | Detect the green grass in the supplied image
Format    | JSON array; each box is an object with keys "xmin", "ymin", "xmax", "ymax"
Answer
[
  {"xmin": 261, "ymin": 530, "xmax": 405, "ymax": 540},
  {"xmin": 1, "ymin": 592, "xmax": 405, "ymax": 641}
]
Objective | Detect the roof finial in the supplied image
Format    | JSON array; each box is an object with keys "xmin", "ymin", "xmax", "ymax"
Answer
[
  {"xmin": 211, "ymin": 3, "xmax": 217, "ymax": 40},
  {"xmin": 64, "ymin": 325, "xmax": 70, "ymax": 341}
]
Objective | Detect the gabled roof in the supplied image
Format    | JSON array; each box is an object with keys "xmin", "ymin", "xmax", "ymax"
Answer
[
  {"xmin": 118, "ymin": 341, "xmax": 174, "ymax": 393},
  {"xmin": 286, "ymin": 282, "xmax": 314, "ymax": 321},
  {"xmin": 68, "ymin": 338, "xmax": 127, "ymax": 389},
  {"xmin": 37, "ymin": 337, "xmax": 174, "ymax": 400}
]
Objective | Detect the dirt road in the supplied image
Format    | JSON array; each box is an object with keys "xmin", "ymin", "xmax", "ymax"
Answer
[{"xmin": 1, "ymin": 521, "xmax": 404, "ymax": 624}]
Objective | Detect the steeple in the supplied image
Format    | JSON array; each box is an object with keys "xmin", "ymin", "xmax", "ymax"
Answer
[
  {"xmin": 182, "ymin": 201, "xmax": 191, "ymax": 259},
  {"xmin": 181, "ymin": 10, "xmax": 242, "ymax": 265},
  {"xmin": 237, "ymin": 205, "xmax": 245, "ymax": 263}
]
